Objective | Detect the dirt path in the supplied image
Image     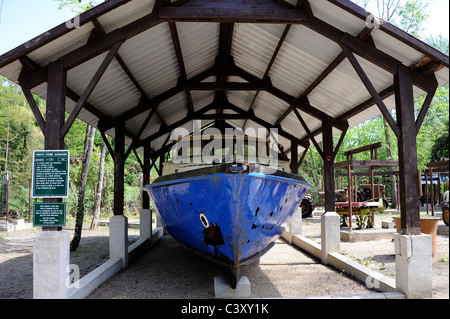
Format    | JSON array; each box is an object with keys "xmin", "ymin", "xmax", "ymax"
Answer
[{"xmin": 0, "ymin": 223, "xmax": 140, "ymax": 299}]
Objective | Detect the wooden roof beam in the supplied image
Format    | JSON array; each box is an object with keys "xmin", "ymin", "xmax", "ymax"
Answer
[
  {"xmin": 91, "ymin": 19, "xmax": 167, "ymax": 126},
  {"xmin": 301, "ymin": 4, "xmax": 437, "ymax": 93},
  {"xmin": 159, "ymin": 0, "xmax": 307, "ymax": 24},
  {"xmin": 168, "ymin": 21, "xmax": 194, "ymax": 114}
]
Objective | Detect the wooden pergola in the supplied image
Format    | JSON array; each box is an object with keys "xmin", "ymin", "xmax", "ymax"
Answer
[{"xmin": 0, "ymin": 0, "xmax": 448, "ymax": 236}]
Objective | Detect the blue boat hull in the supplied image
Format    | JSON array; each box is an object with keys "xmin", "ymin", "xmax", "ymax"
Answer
[{"xmin": 144, "ymin": 163, "xmax": 311, "ymax": 286}]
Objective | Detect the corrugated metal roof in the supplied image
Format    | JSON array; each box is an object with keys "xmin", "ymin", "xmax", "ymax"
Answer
[
  {"xmin": 0, "ymin": 0, "xmax": 448, "ymax": 158},
  {"xmin": 117, "ymin": 23, "xmax": 180, "ymax": 98}
]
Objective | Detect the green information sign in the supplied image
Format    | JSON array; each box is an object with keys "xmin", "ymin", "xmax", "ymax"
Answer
[
  {"xmin": 32, "ymin": 150, "xmax": 70, "ymax": 198},
  {"xmin": 33, "ymin": 202, "xmax": 66, "ymax": 227}
]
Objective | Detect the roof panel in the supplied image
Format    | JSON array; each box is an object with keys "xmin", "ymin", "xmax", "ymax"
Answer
[
  {"xmin": 371, "ymin": 28, "xmax": 425, "ymax": 68},
  {"xmin": 126, "ymin": 109, "xmax": 161, "ymax": 141},
  {"xmin": 309, "ymin": 0, "xmax": 366, "ymax": 37},
  {"xmin": 68, "ymin": 53, "xmax": 141, "ymax": 118},
  {"xmin": 270, "ymin": 25, "xmax": 341, "ymax": 97},
  {"xmin": 97, "ymin": 0, "xmax": 155, "ymax": 33},
  {"xmin": 232, "ymin": 23, "xmax": 286, "ymax": 79},
  {"xmin": 117, "ymin": 23, "xmax": 180, "ymax": 98},
  {"xmin": 282, "ymin": 110, "xmax": 319, "ymax": 141},
  {"xmin": 228, "ymin": 90, "xmax": 256, "ymax": 112},
  {"xmin": 191, "ymin": 90, "xmax": 215, "ymax": 112},
  {"xmin": 307, "ymin": 56, "xmax": 392, "ymax": 119},
  {"xmin": 253, "ymin": 91, "xmax": 290, "ymax": 125},
  {"xmin": 27, "ymin": 22, "xmax": 95, "ymax": 67},
  {"xmin": 0, "ymin": 0, "xmax": 447, "ymax": 156},
  {"xmin": 158, "ymin": 92, "xmax": 188, "ymax": 126},
  {"xmin": 177, "ymin": 22, "xmax": 219, "ymax": 78}
]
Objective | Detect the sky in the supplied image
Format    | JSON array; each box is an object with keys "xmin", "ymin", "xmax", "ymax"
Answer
[{"xmin": 0, "ymin": 0, "xmax": 448, "ymax": 55}]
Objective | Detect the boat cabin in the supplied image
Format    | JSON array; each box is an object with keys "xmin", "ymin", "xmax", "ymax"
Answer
[{"xmin": 163, "ymin": 134, "xmax": 290, "ymax": 175}]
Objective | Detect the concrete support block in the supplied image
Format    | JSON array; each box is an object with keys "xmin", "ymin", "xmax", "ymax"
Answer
[
  {"xmin": 394, "ymin": 233, "xmax": 432, "ymax": 299},
  {"xmin": 382, "ymin": 221, "xmax": 395, "ymax": 229},
  {"xmin": 109, "ymin": 215, "xmax": 128, "ymax": 269},
  {"xmin": 289, "ymin": 207, "xmax": 302, "ymax": 237},
  {"xmin": 214, "ymin": 276, "xmax": 251, "ymax": 298},
  {"xmin": 33, "ymin": 231, "xmax": 70, "ymax": 299},
  {"xmin": 140, "ymin": 209, "xmax": 152, "ymax": 240},
  {"xmin": 321, "ymin": 212, "xmax": 340, "ymax": 265},
  {"xmin": 69, "ymin": 258, "xmax": 122, "ymax": 299},
  {"xmin": 155, "ymin": 209, "xmax": 169, "ymax": 235}
]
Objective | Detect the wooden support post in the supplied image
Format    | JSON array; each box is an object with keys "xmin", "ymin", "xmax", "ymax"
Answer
[
  {"xmin": 371, "ymin": 167, "xmax": 375, "ymax": 201},
  {"xmin": 425, "ymin": 170, "xmax": 430, "ymax": 214},
  {"xmin": 43, "ymin": 61, "xmax": 67, "ymax": 231},
  {"xmin": 322, "ymin": 118, "xmax": 335, "ymax": 213},
  {"xmin": 159, "ymin": 152, "xmax": 165, "ymax": 176},
  {"xmin": 395, "ymin": 66, "xmax": 421, "ymax": 235},
  {"xmin": 45, "ymin": 61, "xmax": 66, "ymax": 150},
  {"xmin": 290, "ymin": 139, "xmax": 299, "ymax": 175},
  {"xmin": 430, "ymin": 168, "xmax": 435, "ymax": 216},
  {"xmin": 347, "ymin": 165, "xmax": 352, "ymax": 231},
  {"xmin": 142, "ymin": 142, "xmax": 151, "ymax": 210},
  {"xmin": 114, "ymin": 122, "xmax": 125, "ymax": 216}
]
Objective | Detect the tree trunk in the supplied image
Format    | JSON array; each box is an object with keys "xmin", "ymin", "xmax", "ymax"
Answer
[
  {"xmin": 70, "ymin": 125, "xmax": 95, "ymax": 251},
  {"xmin": 383, "ymin": 118, "xmax": 398, "ymax": 208},
  {"xmin": 90, "ymin": 140, "xmax": 107, "ymax": 230}
]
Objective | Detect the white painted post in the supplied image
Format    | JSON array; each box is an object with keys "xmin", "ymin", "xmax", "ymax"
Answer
[
  {"xmin": 109, "ymin": 215, "xmax": 128, "ymax": 268},
  {"xmin": 33, "ymin": 231, "xmax": 71, "ymax": 299},
  {"xmin": 394, "ymin": 233, "xmax": 432, "ymax": 299},
  {"xmin": 321, "ymin": 212, "xmax": 340, "ymax": 265},
  {"xmin": 290, "ymin": 207, "xmax": 302, "ymax": 236},
  {"xmin": 140, "ymin": 209, "xmax": 152, "ymax": 240}
]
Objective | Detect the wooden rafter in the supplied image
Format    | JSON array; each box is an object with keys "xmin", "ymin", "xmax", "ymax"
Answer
[
  {"xmin": 243, "ymin": 24, "xmax": 292, "ymax": 130},
  {"xmin": 168, "ymin": 21, "xmax": 194, "ymax": 114},
  {"xmin": 61, "ymin": 41, "xmax": 123, "ymax": 138},
  {"xmin": 340, "ymin": 44, "xmax": 401, "ymax": 138},
  {"xmin": 159, "ymin": 0, "xmax": 307, "ymax": 24},
  {"xmin": 91, "ymin": 19, "xmax": 167, "ymax": 126},
  {"xmin": 274, "ymin": 26, "xmax": 373, "ymax": 127}
]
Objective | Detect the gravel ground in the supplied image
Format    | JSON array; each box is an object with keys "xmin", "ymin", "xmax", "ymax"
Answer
[
  {"xmin": 0, "ymin": 209, "xmax": 448, "ymax": 299},
  {"xmin": 301, "ymin": 210, "xmax": 449, "ymax": 299},
  {"xmin": 87, "ymin": 236, "xmax": 375, "ymax": 299}
]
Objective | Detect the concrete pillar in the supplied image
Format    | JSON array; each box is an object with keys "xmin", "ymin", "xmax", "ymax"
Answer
[
  {"xmin": 140, "ymin": 209, "xmax": 153, "ymax": 240},
  {"xmin": 33, "ymin": 231, "xmax": 70, "ymax": 299},
  {"xmin": 109, "ymin": 215, "xmax": 128, "ymax": 268},
  {"xmin": 289, "ymin": 207, "xmax": 302, "ymax": 236},
  {"xmin": 394, "ymin": 233, "xmax": 432, "ymax": 299},
  {"xmin": 321, "ymin": 212, "xmax": 340, "ymax": 265}
]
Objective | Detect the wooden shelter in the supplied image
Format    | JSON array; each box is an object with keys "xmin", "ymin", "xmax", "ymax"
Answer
[{"xmin": 0, "ymin": 0, "xmax": 448, "ymax": 236}]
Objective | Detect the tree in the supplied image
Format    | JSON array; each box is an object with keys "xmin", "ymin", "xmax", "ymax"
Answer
[
  {"xmin": 70, "ymin": 124, "xmax": 96, "ymax": 251},
  {"xmin": 430, "ymin": 119, "xmax": 449, "ymax": 162},
  {"xmin": 1, "ymin": 77, "xmax": 44, "ymax": 216},
  {"xmin": 397, "ymin": 0, "xmax": 431, "ymax": 37},
  {"xmin": 54, "ymin": 0, "xmax": 99, "ymax": 14},
  {"xmin": 90, "ymin": 140, "xmax": 107, "ymax": 229}
]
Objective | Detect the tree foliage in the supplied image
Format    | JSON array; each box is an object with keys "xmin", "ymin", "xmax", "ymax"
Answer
[{"xmin": 54, "ymin": 0, "xmax": 99, "ymax": 14}]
